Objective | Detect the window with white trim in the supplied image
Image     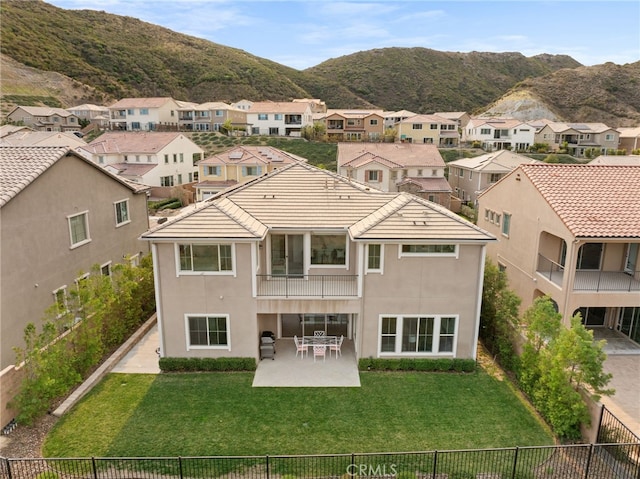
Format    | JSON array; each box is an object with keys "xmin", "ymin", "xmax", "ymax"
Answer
[
  {"xmin": 179, "ymin": 244, "xmax": 233, "ymax": 272},
  {"xmin": 311, "ymin": 234, "xmax": 346, "ymax": 266},
  {"xmin": 161, "ymin": 176, "xmax": 174, "ymax": 187},
  {"xmin": 400, "ymin": 244, "xmax": 456, "ymax": 256},
  {"xmin": 258, "ymin": 113, "xmax": 268, "ymax": 120},
  {"xmin": 101, "ymin": 262, "xmax": 112, "ymax": 277},
  {"xmin": 53, "ymin": 286, "xmax": 68, "ymax": 317},
  {"xmin": 366, "ymin": 170, "xmax": 382, "ymax": 182},
  {"xmin": 366, "ymin": 244, "xmax": 383, "ymax": 272},
  {"xmin": 186, "ymin": 315, "xmax": 229, "ymax": 349},
  {"xmin": 412, "ymin": 124, "xmax": 422, "ymax": 130},
  {"xmin": 114, "ymin": 199, "xmax": 130, "ymax": 226},
  {"xmin": 502, "ymin": 213, "xmax": 512, "ymax": 237},
  {"xmin": 379, "ymin": 315, "xmax": 457, "ymax": 355},
  {"xmin": 68, "ymin": 211, "xmax": 90, "ymax": 248}
]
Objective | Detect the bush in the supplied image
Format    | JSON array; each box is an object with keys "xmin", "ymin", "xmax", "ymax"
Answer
[
  {"xmin": 358, "ymin": 358, "xmax": 476, "ymax": 372},
  {"xmin": 159, "ymin": 357, "xmax": 256, "ymax": 372},
  {"xmin": 149, "ymin": 197, "xmax": 180, "ymax": 210}
]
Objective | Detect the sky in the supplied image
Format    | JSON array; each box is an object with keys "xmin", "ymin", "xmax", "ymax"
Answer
[{"xmin": 46, "ymin": 0, "xmax": 640, "ymax": 70}]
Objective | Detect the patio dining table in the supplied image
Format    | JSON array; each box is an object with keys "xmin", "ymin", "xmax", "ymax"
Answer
[{"xmin": 302, "ymin": 335, "xmax": 338, "ymax": 347}]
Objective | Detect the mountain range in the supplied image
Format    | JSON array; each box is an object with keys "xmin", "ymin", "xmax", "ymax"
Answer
[{"xmin": 1, "ymin": 0, "xmax": 639, "ymax": 127}]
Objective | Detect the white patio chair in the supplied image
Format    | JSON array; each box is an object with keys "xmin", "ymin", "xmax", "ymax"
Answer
[
  {"xmin": 294, "ymin": 335, "xmax": 308, "ymax": 358},
  {"xmin": 313, "ymin": 345, "xmax": 326, "ymax": 362},
  {"xmin": 314, "ymin": 330, "xmax": 325, "ymax": 337},
  {"xmin": 329, "ymin": 335, "xmax": 344, "ymax": 358}
]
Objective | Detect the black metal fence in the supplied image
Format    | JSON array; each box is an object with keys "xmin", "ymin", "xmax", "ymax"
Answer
[{"xmin": 3, "ymin": 443, "xmax": 640, "ymax": 479}]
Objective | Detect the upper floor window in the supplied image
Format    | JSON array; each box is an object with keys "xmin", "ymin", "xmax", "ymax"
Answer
[
  {"xmin": 127, "ymin": 109, "xmax": 134, "ymax": 115},
  {"xmin": 480, "ymin": 128, "xmax": 490, "ymax": 135},
  {"xmin": 98, "ymin": 156, "xmax": 105, "ymax": 164},
  {"xmin": 366, "ymin": 170, "xmax": 382, "ymax": 182},
  {"xmin": 431, "ymin": 124, "xmax": 439, "ymax": 130},
  {"xmin": 179, "ymin": 244, "xmax": 233, "ymax": 273},
  {"xmin": 605, "ymin": 134, "xmax": 614, "ymax": 141},
  {"xmin": 274, "ymin": 114, "xmax": 283, "ymax": 120},
  {"xmin": 400, "ymin": 244, "xmax": 456, "ymax": 256},
  {"xmin": 164, "ymin": 154, "xmax": 169, "ymax": 164},
  {"xmin": 489, "ymin": 173, "xmax": 502, "ymax": 183},
  {"xmin": 311, "ymin": 234, "xmax": 346, "ymax": 266},
  {"xmin": 187, "ymin": 315, "xmax": 229, "ymax": 349},
  {"xmin": 366, "ymin": 244, "xmax": 383, "ymax": 272},
  {"xmin": 242, "ymin": 166, "xmax": 262, "ymax": 176},
  {"xmin": 370, "ymin": 119, "xmax": 378, "ymax": 125},
  {"xmin": 140, "ymin": 108, "xmax": 149, "ymax": 115},
  {"xmin": 206, "ymin": 165, "xmax": 221, "ymax": 176},
  {"xmin": 68, "ymin": 211, "xmax": 90, "ymax": 248},
  {"xmin": 258, "ymin": 114, "xmax": 268, "ymax": 120},
  {"xmin": 114, "ymin": 199, "xmax": 130, "ymax": 227},
  {"xmin": 412, "ymin": 124, "xmax": 423, "ymax": 130},
  {"xmin": 502, "ymin": 213, "xmax": 512, "ymax": 237},
  {"xmin": 458, "ymin": 168, "xmax": 464, "ymax": 178},
  {"xmin": 215, "ymin": 110, "xmax": 224, "ymax": 117}
]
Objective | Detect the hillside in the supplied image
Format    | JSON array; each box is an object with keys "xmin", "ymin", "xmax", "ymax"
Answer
[
  {"xmin": 0, "ymin": 0, "xmax": 371, "ymax": 108},
  {"xmin": 305, "ymin": 48, "xmax": 581, "ymax": 113}
]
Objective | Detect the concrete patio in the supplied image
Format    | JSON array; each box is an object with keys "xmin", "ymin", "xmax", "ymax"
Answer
[{"xmin": 252, "ymin": 338, "xmax": 361, "ymax": 387}]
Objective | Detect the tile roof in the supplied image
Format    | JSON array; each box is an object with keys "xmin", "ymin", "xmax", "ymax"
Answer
[
  {"xmin": 142, "ymin": 162, "xmax": 494, "ymax": 243},
  {"xmin": 198, "ymin": 146, "xmax": 306, "ymax": 166},
  {"xmin": 0, "ymin": 131, "xmax": 86, "ymax": 148},
  {"xmin": 0, "ymin": 146, "xmax": 148, "ymax": 208},
  {"xmin": 519, "ymin": 164, "xmax": 640, "ymax": 238},
  {"xmin": 12, "ymin": 106, "xmax": 74, "ymax": 117},
  {"xmin": 617, "ymin": 127, "xmax": 640, "ymax": 138},
  {"xmin": 398, "ymin": 114, "xmax": 457, "ymax": 125},
  {"xmin": 108, "ymin": 97, "xmax": 177, "ymax": 109},
  {"xmin": 325, "ymin": 109, "xmax": 385, "ymax": 118},
  {"xmin": 589, "ymin": 155, "xmax": 640, "ymax": 166},
  {"xmin": 81, "ymin": 132, "xmax": 193, "ymax": 154},
  {"xmin": 338, "ymin": 143, "xmax": 446, "ymax": 168},
  {"xmin": 247, "ymin": 102, "xmax": 310, "ymax": 114},
  {"xmin": 448, "ymin": 150, "xmax": 540, "ymax": 172},
  {"xmin": 397, "ymin": 177, "xmax": 452, "ymax": 192},
  {"xmin": 107, "ymin": 162, "xmax": 157, "ymax": 176}
]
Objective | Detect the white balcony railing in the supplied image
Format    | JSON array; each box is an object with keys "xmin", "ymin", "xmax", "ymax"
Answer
[{"xmin": 256, "ymin": 274, "xmax": 358, "ymax": 298}]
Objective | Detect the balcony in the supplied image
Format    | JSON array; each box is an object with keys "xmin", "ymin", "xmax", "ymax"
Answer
[
  {"xmin": 537, "ymin": 254, "xmax": 640, "ymax": 292},
  {"xmin": 256, "ymin": 274, "xmax": 358, "ymax": 298}
]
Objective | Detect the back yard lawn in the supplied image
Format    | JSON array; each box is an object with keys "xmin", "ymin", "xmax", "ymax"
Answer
[{"xmin": 43, "ymin": 371, "xmax": 553, "ymax": 458}]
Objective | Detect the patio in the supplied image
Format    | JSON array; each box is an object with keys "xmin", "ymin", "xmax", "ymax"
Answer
[{"xmin": 252, "ymin": 338, "xmax": 361, "ymax": 387}]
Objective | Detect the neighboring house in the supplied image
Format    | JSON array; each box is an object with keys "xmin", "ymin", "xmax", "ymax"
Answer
[
  {"xmin": 141, "ymin": 162, "xmax": 495, "ymax": 364},
  {"xmin": 195, "ymin": 145, "xmax": 306, "ymax": 200},
  {"xmin": 245, "ymin": 101, "xmax": 314, "ymax": 137},
  {"xmin": 6, "ymin": 106, "xmax": 81, "ymax": 133},
  {"xmin": 463, "ymin": 118, "xmax": 536, "ymax": 151},
  {"xmin": 396, "ymin": 114, "xmax": 459, "ymax": 146},
  {"xmin": 108, "ymin": 97, "xmax": 183, "ymax": 131},
  {"xmin": 337, "ymin": 142, "xmax": 451, "ymax": 208},
  {"xmin": 0, "ymin": 146, "xmax": 150, "ymax": 426},
  {"xmin": 320, "ymin": 109, "xmax": 386, "ymax": 142},
  {"xmin": 231, "ymin": 99, "xmax": 253, "ymax": 111},
  {"xmin": 447, "ymin": 150, "xmax": 540, "ymax": 205},
  {"xmin": 383, "ymin": 110, "xmax": 417, "ymax": 129},
  {"xmin": 78, "ymin": 132, "xmax": 203, "ymax": 187},
  {"xmin": 67, "ymin": 104, "xmax": 110, "ymax": 128},
  {"xmin": 434, "ymin": 111, "xmax": 471, "ymax": 130},
  {"xmin": 589, "ymin": 155, "xmax": 640, "ymax": 166},
  {"xmin": 176, "ymin": 102, "xmax": 248, "ymax": 133},
  {"xmin": 477, "ymin": 164, "xmax": 640, "ymax": 342},
  {"xmin": 0, "ymin": 130, "xmax": 86, "ymax": 149},
  {"xmin": 0, "ymin": 125, "xmax": 31, "ymax": 138},
  {"xmin": 292, "ymin": 98, "xmax": 327, "ymax": 113},
  {"xmin": 533, "ymin": 122, "xmax": 620, "ymax": 157},
  {"xmin": 616, "ymin": 127, "xmax": 640, "ymax": 153}
]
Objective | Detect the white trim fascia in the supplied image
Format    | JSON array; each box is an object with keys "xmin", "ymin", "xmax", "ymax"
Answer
[
  {"xmin": 151, "ymin": 243, "xmax": 165, "ymax": 357},
  {"xmin": 251, "ymin": 242, "xmax": 257, "ymax": 298},
  {"xmin": 471, "ymin": 245, "xmax": 487, "ymax": 360}
]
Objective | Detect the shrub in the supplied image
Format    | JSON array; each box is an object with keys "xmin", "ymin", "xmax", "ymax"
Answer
[
  {"xmin": 358, "ymin": 358, "xmax": 476, "ymax": 372},
  {"xmin": 159, "ymin": 357, "xmax": 256, "ymax": 372}
]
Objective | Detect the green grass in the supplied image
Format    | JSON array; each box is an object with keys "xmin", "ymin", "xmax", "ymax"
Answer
[{"xmin": 43, "ymin": 371, "xmax": 553, "ymax": 458}]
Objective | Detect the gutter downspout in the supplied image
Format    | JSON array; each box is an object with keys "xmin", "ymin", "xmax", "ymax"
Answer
[{"xmin": 472, "ymin": 245, "xmax": 487, "ymax": 360}]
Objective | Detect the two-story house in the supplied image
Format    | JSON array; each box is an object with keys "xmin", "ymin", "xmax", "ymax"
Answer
[
  {"xmin": 108, "ymin": 97, "xmax": 184, "ymax": 131},
  {"xmin": 320, "ymin": 110, "xmax": 386, "ymax": 142},
  {"xmin": 0, "ymin": 146, "xmax": 150, "ymax": 427},
  {"xmin": 195, "ymin": 146, "xmax": 306, "ymax": 200},
  {"xmin": 337, "ymin": 142, "xmax": 451, "ymax": 208},
  {"xmin": 477, "ymin": 164, "xmax": 640, "ymax": 344},
  {"xmin": 383, "ymin": 110, "xmax": 417, "ymax": 129},
  {"xmin": 396, "ymin": 114, "xmax": 459, "ymax": 147},
  {"xmin": 141, "ymin": 162, "xmax": 495, "ymax": 363},
  {"xmin": 246, "ymin": 102, "xmax": 314, "ymax": 137},
  {"xmin": 6, "ymin": 106, "xmax": 81, "ymax": 133},
  {"xmin": 434, "ymin": 112, "xmax": 471, "ymax": 130},
  {"xmin": 176, "ymin": 102, "xmax": 248, "ymax": 132},
  {"xmin": 78, "ymin": 132, "xmax": 203, "ymax": 187},
  {"xmin": 464, "ymin": 118, "xmax": 536, "ymax": 151},
  {"xmin": 616, "ymin": 127, "xmax": 640, "ymax": 153},
  {"xmin": 534, "ymin": 122, "xmax": 620, "ymax": 157},
  {"xmin": 66, "ymin": 104, "xmax": 110, "ymax": 128},
  {"xmin": 447, "ymin": 150, "xmax": 540, "ymax": 205}
]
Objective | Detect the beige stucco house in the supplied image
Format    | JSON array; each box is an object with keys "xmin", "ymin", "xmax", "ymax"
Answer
[
  {"xmin": 447, "ymin": 150, "xmax": 540, "ymax": 205},
  {"xmin": 616, "ymin": 127, "xmax": 640, "ymax": 153},
  {"xmin": 533, "ymin": 122, "xmax": 620, "ymax": 157},
  {"xmin": 320, "ymin": 110, "xmax": 386, "ymax": 142},
  {"xmin": 477, "ymin": 164, "xmax": 640, "ymax": 343},
  {"xmin": 195, "ymin": 146, "xmax": 306, "ymax": 200},
  {"xmin": 0, "ymin": 146, "xmax": 150, "ymax": 426},
  {"xmin": 141, "ymin": 162, "xmax": 495, "ymax": 364},
  {"xmin": 176, "ymin": 102, "xmax": 248, "ymax": 133},
  {"xmin": 245, "ymin": 102, "xmax": 314, "ymax": 137},
  {"xmin": 396, "ymin": 114, "xmax": 459, "ymax": 147},
  {"xmin": 108, "ymin": 97, "xmax": 183, "ymax": 131},
  {"xmin": 6, "ymin": 106, "xmax": 81, "ymax": 133},
  {"xmin": 337, "ymin": 143, "xmax": 451, "ymax": 208}
]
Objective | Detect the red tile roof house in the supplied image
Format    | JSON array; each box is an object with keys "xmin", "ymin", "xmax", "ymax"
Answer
[
  {"xmin": 141, "ymin": 162, "xmax": 495, "ymax": 368},
  {"xmin": 477, "ymin": 164, "xmax": 640, "ymax": 338}
]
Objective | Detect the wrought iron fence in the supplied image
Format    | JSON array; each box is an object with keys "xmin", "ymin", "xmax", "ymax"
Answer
[
  {"xmin": 4, "ymin": 443, "xmax": 640, "ymax": 479},
  {"xmin": 256, "ymin": 274, "xmax": 358, "ymax": 298}
]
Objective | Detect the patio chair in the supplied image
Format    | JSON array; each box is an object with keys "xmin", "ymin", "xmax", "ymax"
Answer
[
  {"xmin": 314, "ymin": 330, "xmax": 325, "ymax": 336},
  {"xmin": 313, "ymin": 345, "xmax": 326, "ymax": 362},
  {"xmin": 294, "ymin": 335, "xmax": 308, "ymax": 358},
  {"xmin": 329, "ymin": 335, "xmax": 344, "ymax": 358}
]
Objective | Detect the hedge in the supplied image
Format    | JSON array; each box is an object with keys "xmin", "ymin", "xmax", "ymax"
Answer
[
  {"xmin": 159, "ymin": 357, "xmax": 256, "ymax": 372},
  {"xmin": 358, "ymin": 357, "xmax": 476, "ymax": 372}
]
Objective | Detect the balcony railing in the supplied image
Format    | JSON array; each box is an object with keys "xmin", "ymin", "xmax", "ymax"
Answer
[
  {"xmin": 537, "ymin": 254, "xmax": 640, "ymax": 292},
  {"xmin": 256, "ymin": 274, "xmax": 358, "ymax": 298}
]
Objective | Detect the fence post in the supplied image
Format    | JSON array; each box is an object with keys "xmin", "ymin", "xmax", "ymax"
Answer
[
  {"xmin": 6, "ymin": 458, "xmax": 12, "ymax": 479},
  {"xmin": 595, "ymin": 405, "xmax": 605, "ymax": 443},
  {"xmin": 584, "ymin": 444, "xmax": 593, "ymax": 479},
  {"xmin": 351, "ymin": 453, "xmax": 355, "ymax": 477},
  {"xmin": 511, "ymin": 447, "xmax": 519, "ymax": 479},
  {"xmin": 179, "ymin": 456, "xmax": 183, "ymax": 479},
  {"xmin": 92, "ymin": 457, "xmax": 98, "ymax": 479},
  {"xmin": 266, "ymin": 454, "xmax": 270, "ymax": 479},
  {"xmin": 432, "ymin": 451, "xmax": 437, "ymax": 479}
]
